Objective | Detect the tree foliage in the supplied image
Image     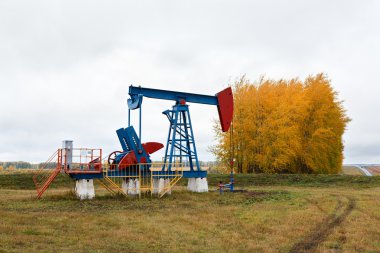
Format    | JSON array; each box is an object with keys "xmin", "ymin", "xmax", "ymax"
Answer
[
  {"xmin": 0, "ymin": 161, "xmax": 37, "ymax": 169},
  {"xmin": 212, "ymin": 74, "xmax": 350, "ymax": 174}
]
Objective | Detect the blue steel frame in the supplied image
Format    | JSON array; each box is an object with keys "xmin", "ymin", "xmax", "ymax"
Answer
[
  {"xmin": 162, "ymin": 104, "xmax": 200, "ymax": 172},
  {"xmin": 127, "ymin": 85, "xmax": 219, "ymax": 178},
  {"xmin": 128, "ymin": 86, "xmax": 218, "ymax": 107}
]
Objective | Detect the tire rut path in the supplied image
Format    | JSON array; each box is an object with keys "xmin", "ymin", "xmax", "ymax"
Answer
[{"xmin": 288, "ymin": 197, "xmax": 355, "ymax": 253}]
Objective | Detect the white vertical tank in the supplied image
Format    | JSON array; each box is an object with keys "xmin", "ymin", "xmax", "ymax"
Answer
[{"xmin": 62, "ymin": 140, "xmax": 73, "ymax": 170}]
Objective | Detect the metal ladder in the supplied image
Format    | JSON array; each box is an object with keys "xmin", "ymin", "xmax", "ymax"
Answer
[{"xmin": 33, "ymin": 150, "xmax": 62, "ymax": 198}]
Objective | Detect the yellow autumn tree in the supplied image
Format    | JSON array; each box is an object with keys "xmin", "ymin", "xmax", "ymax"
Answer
[
  {"xmin": 7, "ymin": 165, "xmax": 15, "ymax": 171},
  {"xmin": 212, "ymin": 74, "xmax": 350, "ymax": 174}
]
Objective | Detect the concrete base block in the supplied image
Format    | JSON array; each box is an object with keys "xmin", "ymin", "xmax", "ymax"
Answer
[
  {"xmin": 164, "ymin": 179, "xmax": 171, "ymax": 195},
  {"xmin": 187, "ymin": 178, "xmax": 196, "ymax": 192},
  {"xmin": 75, "ymin": 180, "xmax": 85, "ymax": 200},
  {"xmin": 122, "ymin": 179, "xmax": 140, "ymax": 195},
  {"xmin": 87, "ymin": 180, "xmax": 95, "ymax": 199},
  {"xmin": 135, "ymin": 179, "xmax": 140, "ymax": 195},
  {"xmin": 158, "ymin": 178, "xmax": 165, "ymax": 193},
  {"xmin": 122, "ymin": 180, "xmax": 128, "ymax": 194},
  {"xmin": 152, "ymin": 178, "xmax": 160, "ymax": 194},
  {"xmin": 128, "ymin": 179, "xmax": 137, "ymax": 195},
  {"xmin": 75, "ymin": 179, "xmax": 95, "ymax": 200},
  {"xmin": 199, "ymin": 178, "xmax": 208, "ymax": 192},
  {"xmin": 187, "ymin": 178, "xmax": 208, "ymax": 193}
]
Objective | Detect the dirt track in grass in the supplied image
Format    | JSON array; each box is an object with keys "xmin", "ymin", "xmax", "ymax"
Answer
[{"xmin": 289, "ymin": 197, "xmax": 356, "ymax": 253}]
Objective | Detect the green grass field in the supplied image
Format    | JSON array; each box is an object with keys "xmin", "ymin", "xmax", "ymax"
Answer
[{"xmin": 1, "ymin": 171, "xmax": 380, "ymax": 253}]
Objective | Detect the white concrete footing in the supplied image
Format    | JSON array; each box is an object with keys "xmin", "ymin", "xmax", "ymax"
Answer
[
  {"xmin": 121, "ymin": 179, "xmax": 140, "ymax": 196},
  {"xmin": 152, "ymin": 178, "xmax": 160, "ymax": 194},
  {"xmin": 75, "ymin": 179, "xmax": 95, "ymax": 200},
  {"xmin": 127, "ymin": 179, "xmax": 135, "ymax": 195},
  {"xmin": 152, "ymin": 178, "xmax": 172, "ymax": 194},
  {"xmin": 158, "ymin": 178, "xmax": 165, "ymax": 193},
  {"xmin": 187, "ymin": 178, "xmax": 208, "ymax": 193},
  {"xmin": 164, "ymin": 179, "xmax": 171, "ymax": 195},
  {"xmin": 122, "ymin": 180, "xmax": 128, "ymax": 194},
  {"xmin": 135, "ymin": 179, "xmax": 140, "ymax": 195},
  {"xmin": 121, "ymin": 179, "xmax": 130, "ymax": 194},
  {"xmin": 187, "ymin": 178, "xmax": 196, "ymax": 191}
]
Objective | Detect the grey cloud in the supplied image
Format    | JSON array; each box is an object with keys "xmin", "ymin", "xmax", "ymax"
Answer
[{"xmin": 1, "ymin": 0, "xmax": 379, "ymax": 163}]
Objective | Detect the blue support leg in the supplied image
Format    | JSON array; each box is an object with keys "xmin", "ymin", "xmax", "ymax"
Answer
[{"xmin": 162, "ymin": 104, "xmax": 202, "ymax": 174}]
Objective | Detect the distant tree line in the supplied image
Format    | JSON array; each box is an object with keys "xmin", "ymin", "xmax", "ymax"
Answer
[
  {"xmin": 0, "ymin": 161, "xmax": 57, "ymax": 170},
  {"xmin": 0, "ymin": 161, "xmax": 37, "ymax": 169},
  {"xmin": 212, "ymin": 74, "xmax": 350, "ymax": 174}
]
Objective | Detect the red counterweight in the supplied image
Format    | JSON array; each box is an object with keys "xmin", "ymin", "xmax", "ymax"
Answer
[
  {"xmin": 216, "ymin": 87, "xmax": 234, "ymax": 132},
  {"xmin": 117, "ymin": 142, "xmax": 164, "ymax": 170},
  {"xmin": 142, "ymin": 142, "xmax": 164, "ymax": 155}
]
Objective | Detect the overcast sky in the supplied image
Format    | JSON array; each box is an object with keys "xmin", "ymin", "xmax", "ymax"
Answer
[{"xmin": 0, "ymin": 0, "xmax": 379, "ymax": 164}]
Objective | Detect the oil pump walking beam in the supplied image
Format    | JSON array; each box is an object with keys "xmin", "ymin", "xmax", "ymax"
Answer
[{"xmin": 128, "ymin": 85, "xmax": 233, "ymax": 132}]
